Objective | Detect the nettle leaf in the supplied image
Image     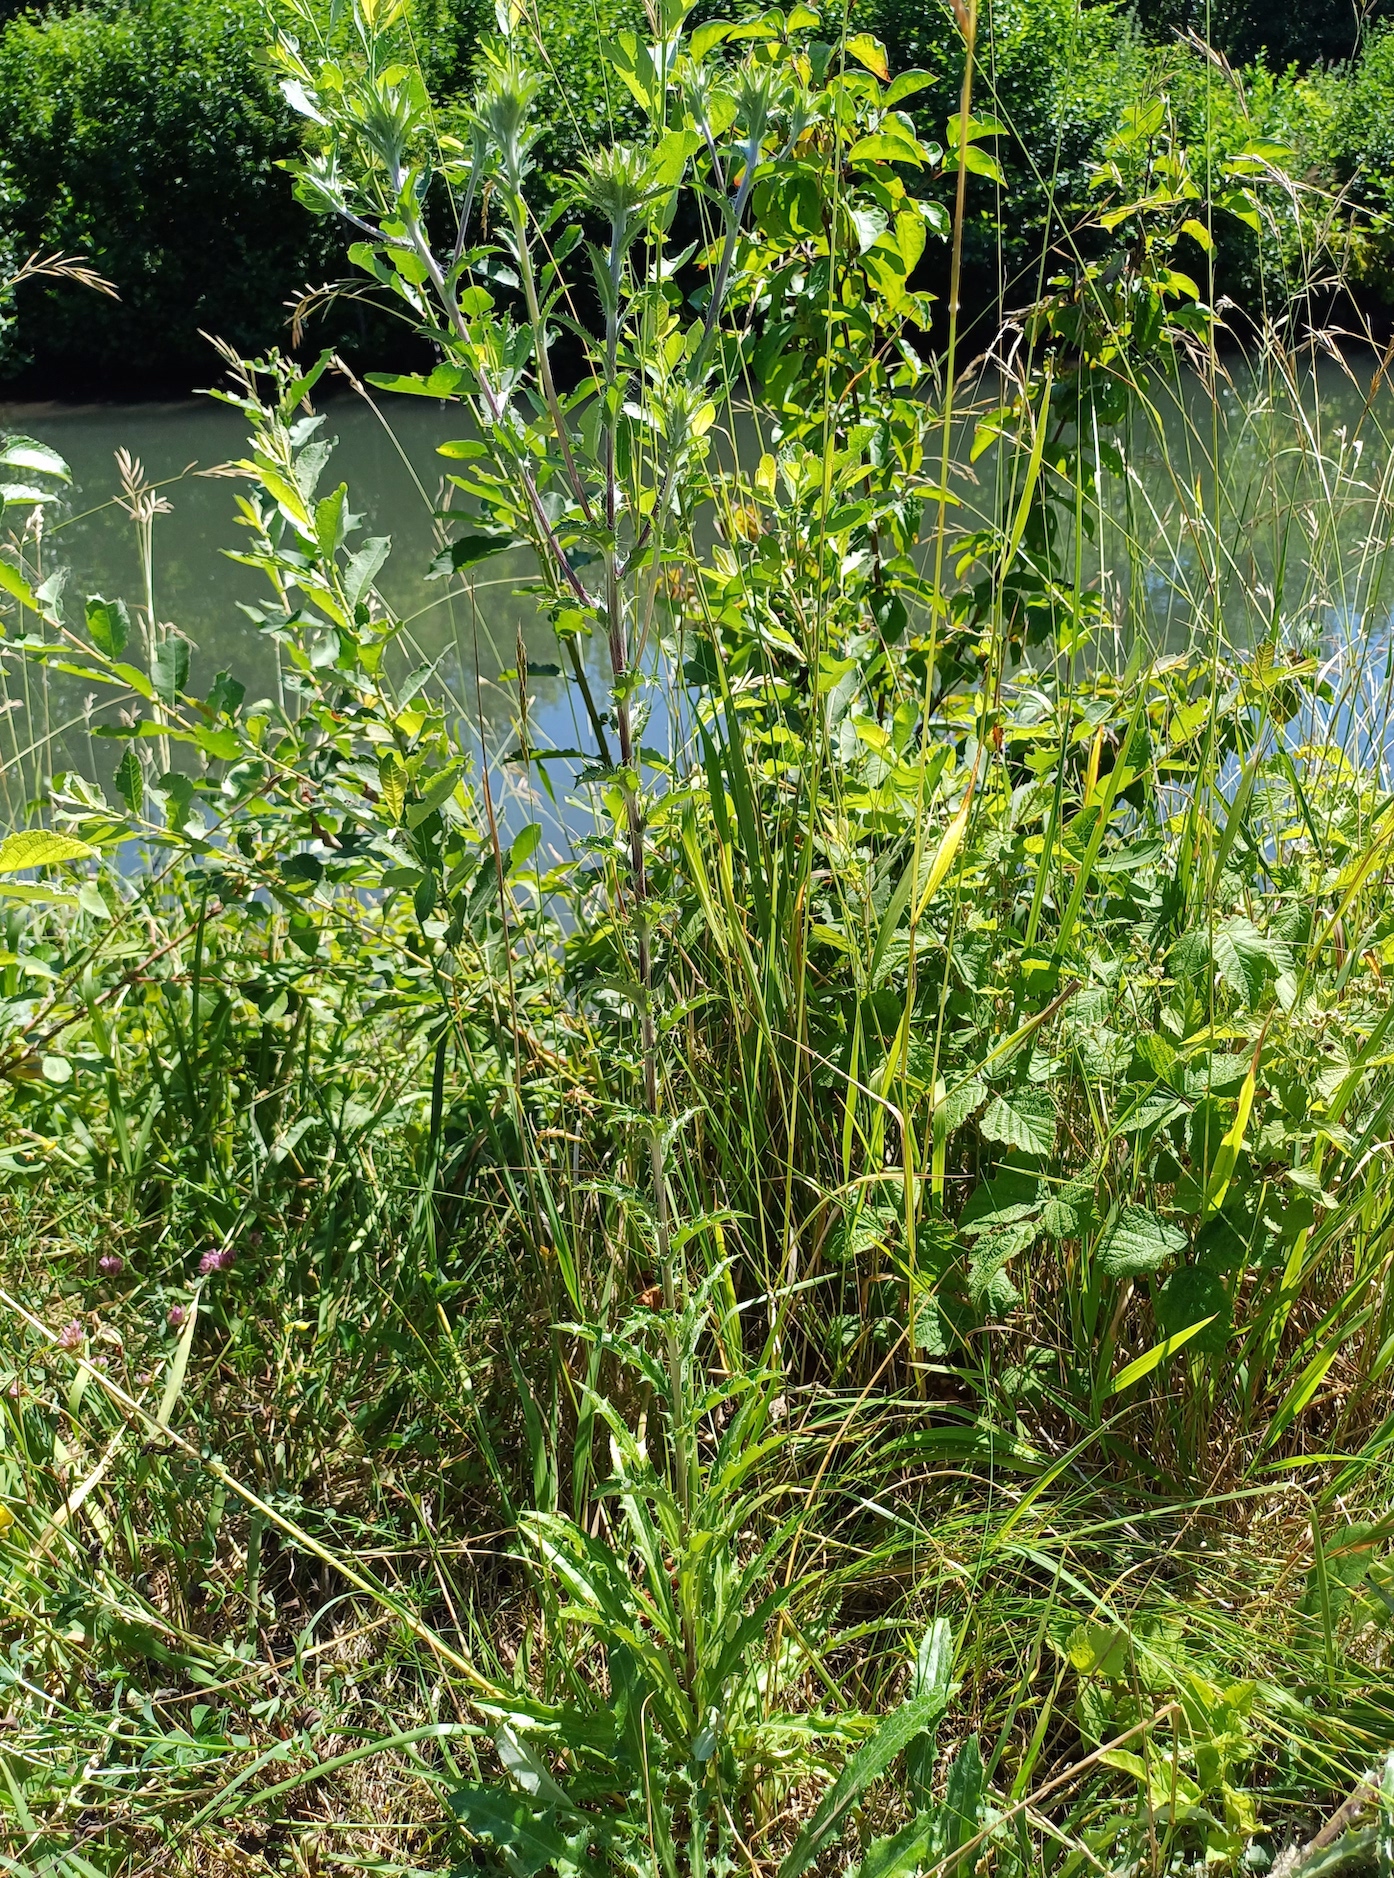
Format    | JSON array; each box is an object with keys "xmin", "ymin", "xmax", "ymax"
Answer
[
  {"xmin": 967, "ymin": 1222, "xmax": 1032, "ymax": 1305},
  {"xmin": 980, "ymin": 1087, "xmax": 1056, "ymax": 1157},
  {"xmin": 1043, "ymin": 1175, "xmax": 1095, "ymax": 1240},
  {"xmin": 1098, "ymin": 1206, "xmax": 1187, "ymax": 1278},
  {"xmin": 1212, "ymin": 916, "xmax": 1291, "ymax": 1009},
  {"xmin": 959, "ymin": 1166, "xmax": 1041, "ymax": 1235}
]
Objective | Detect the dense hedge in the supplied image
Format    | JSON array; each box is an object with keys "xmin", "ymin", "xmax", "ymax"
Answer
[
  {"xmin": 0, "ymin": 0, "xmax": 340, "ymax": 387},
  {"xmin": 1, "ymin": 0, "xmax": 1393, "ymax": 389}
]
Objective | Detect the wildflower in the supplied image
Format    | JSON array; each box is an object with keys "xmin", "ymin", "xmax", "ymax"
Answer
[
  {"xmin": 199, "ymin": 1247, "xmax": 235, "ymax": 1275},
  {"xmin": 57, "ymin": 1319, "xmax": 84, "ymax": 1352},
  {"xmin": 98, "ymin": 1254, "xmax": 124, "ymax": 1277},
  {"xmin": 167, "ymin": 1304, "xmax": 188, "ymax": 1330}
]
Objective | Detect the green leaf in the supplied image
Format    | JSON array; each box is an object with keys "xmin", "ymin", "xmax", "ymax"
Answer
[
  {"xmin": 648, "ymin": 127, "xmax": 701, "ymax": 187},
  {"xmin": 345, "ymin": 536, "xmax": 390, "ymax": 609},
  {"xmin": 602, "ymin": 30, "xmax": 660, "ymax": 114},
  {"xmin": 114, "ymin": 749, "xmax": 144, "ymax": 818},
  {"xmin": 366, "ymin": 365, "xmax": 466, "ymax": 398},
  {"xmin": 958, "ymin": 1166, "xmax": 1040, "ymax": 1235},
  {"xmin": 1212, "ymin": 916, "xmax": 1289, "ymax": 1009},
  {"xmin": 690, "ymin": 18, "xmax": 733, "ymax": 57},
  {"xmin": 0, "ymin": 830, "xmax": 96, "ymax": 874},
  {"xmin": 0, "ymin": 559, "xmax": 41, "ymax": 613},
  {"xmin": 0, "ymin": 439, "xmax": 70, "ymax": 481},
  {"xmin": 1107, "ymin": 1315, "xmax": 1219, "ymax": 1394},
  {"xmin": 281, "ymin": 852, "xmax": 324, "ymax": 889},
  {"xmin": 960, "ymin": 145, "xmax": 1006, "ymax": 185},
  {"xmin": 848, "ymin": 130, "xmax": 925, "ymax": 169},
  {"xmin": 157, "ymin": 1289, "xmax": 200, "ymax": 1430},
  {"xmin": 883, "ymin": 68, "xmax": 933, "ymax": 106},
  {"xmin": 152, "ymin": 636, "xmax": 191, "ymax": 704},
  {"xmin": 156, "ymin": 771, "xmax": 195, "ymax": 833},
  {"xmin": 427, "ymin": 533, "xmax": 516, "ymax": 579},
  {"xmin": 1066, "ymin": 1622, "xmax": 1131, "ymax": 1677},
  {"xmin": 850, "ymin": 1814, "xmax": 938, "ymax": 1878},
  {"xmin": 1097, "ymin": 1206, "xmax": 1187, "ymax": 1278},
  {"xmin": 845, "ymin": 32, "xmax": 889, "ymax": 78},
  {"xmin": 1043, "ymin": 1175, "xmax": 1095, "ymax": 1240},
  {"xmin": 980, "ymin": 1087, "xmax": 1055, "ymax": 1157},
  {"xmin": 315, "ymin": 483, "xmax": 348, "ymax": 561},
  {"xmin": 378, "ymin": 754, "xmax": 407, "ymax": 822},
  {"xmin": 194, "ymin": 726, "xmax": 241, "ymax": 762},
  {"xmin": 450, "ymin": 1788, "xmax": 597, "ymax": 1878},
  {"xmin": 406, "ymin": 761, "xmax": 464, "ymax": 828},
  {"xmin": 88, "ymin": 595, "xmax": 133, "ymax": 658}
]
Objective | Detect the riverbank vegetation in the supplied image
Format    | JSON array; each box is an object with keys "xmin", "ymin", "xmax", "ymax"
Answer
[{"xmin": 3, "ymin": 0, "xmax": 1394, "ymax": 1873}]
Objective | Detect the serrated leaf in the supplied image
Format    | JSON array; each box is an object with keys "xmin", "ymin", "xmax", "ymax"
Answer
[
  {"xmin": 778, "ymin": 1682, "xmax": 954, "ymax": 1878},
  {"xmin": 1212, "ymin": 916, "xmax": 1290, "ymax": 1009},
  {"xmin": 959, "ymin": 1166, "xmax": 1040, "ymax": 1235},
  {"xmin": 1097, "ymin": 1206, "xmax": 1186, "ymax": 1278},
  {"xmin": 980, "ymin": 1087, "xmax": 1055, "ymax": 1156},
  {"xmin": 851, "ymin": 1813, "xmax": 938, "ymax": 1878},
  {"xmin": 449, "ymin": 1788, "xmax": 585, "ymax": 1878},
  {"xmin": 1043, "ymin": 1175, "xmax": 1095, "ymax": 1240},
  {"xmin": 0, "ymin": 439, "xmax": 69, "ymax": 481},
  {"xmin": 0, "ymin": 830, "xmax": 96, "ymax": 874}
]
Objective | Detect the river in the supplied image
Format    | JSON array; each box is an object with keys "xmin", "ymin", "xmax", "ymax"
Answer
[{"xmin": 6, "ymin": 355, "xmax": 1394, "ymax": 827}]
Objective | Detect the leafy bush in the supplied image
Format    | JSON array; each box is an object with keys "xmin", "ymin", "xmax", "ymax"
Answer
[
  {"xmin": 848, "ymin": 0, "xmax": 1144, "ymax": 319},
  {"xmin": 2, "ymin": 0, "xmax": 1394, "ymax": 1871},
  {"xmin": 1309, "ymin": 22, "xmax": 1394, "ymax": 296},
  {"xmin": 0, "ymin": 0, "xmax": 338, "ymax": 386}
]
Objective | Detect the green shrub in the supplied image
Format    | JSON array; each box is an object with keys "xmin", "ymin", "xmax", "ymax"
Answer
[
  {"xmin": 1130, "ymin": 0, "xmax": 1382, "ymax": 73},
  {"xmin": 850, "ymin": 0, "xmax": 1145, "ymax": 325},
  {"xmin": 1312, "ymin": 22, "xmax": 1394, "ymax": 297},
  {"xmin": 0, "ymin": 0, "xmax": 338, "ymax": 386}
]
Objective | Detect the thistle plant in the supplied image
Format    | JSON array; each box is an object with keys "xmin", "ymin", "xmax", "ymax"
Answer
[{"xmin": 266, "ymin": 0, "xmax": 969, "ymax": 1494}]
